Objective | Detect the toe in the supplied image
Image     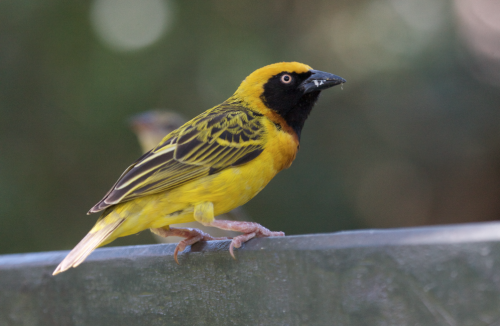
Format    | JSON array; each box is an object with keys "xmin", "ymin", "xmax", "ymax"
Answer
[
  {"xmin": 174, "ymin": 242, "xmax": 187, "ymax": 265},
  {"xmin": 229, "ymin": 243, "xmax": 237, "ymax": 260},
  {"xmin": 174, "ymin": 247, "xmax": 181, "ymax": 265},
  {"xmin": 228, "ymin": 232, "xmax": 256, "ymax": 259},
  {"xmin": 229, "ymin": 238, "xmax": 242, "ymax": 259}
]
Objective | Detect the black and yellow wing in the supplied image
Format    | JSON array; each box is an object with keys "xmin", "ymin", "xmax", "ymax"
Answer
[{"xmin": 88, "ymin": 104, "xmax": 266, "ymax": 213}]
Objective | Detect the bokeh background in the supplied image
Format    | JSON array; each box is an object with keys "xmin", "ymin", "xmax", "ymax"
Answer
[{"xmin": 1, "ymin": 0, "xmax": 500, "ymax": 254}]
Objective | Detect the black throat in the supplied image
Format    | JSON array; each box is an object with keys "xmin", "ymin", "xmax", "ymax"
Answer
[{"xmin": 283, "ymin": 91, "xmax": 320, "ymax": 140}]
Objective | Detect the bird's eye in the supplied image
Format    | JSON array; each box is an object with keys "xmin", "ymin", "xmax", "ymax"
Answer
[{"xmin": 280, "ymin": 74, "xmax": 292, "ymax": 84}]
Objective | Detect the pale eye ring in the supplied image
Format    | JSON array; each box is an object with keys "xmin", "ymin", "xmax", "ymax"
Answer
[{"xmin": 280, "ymin": 74, "xmax": 292, "ymax": 84}]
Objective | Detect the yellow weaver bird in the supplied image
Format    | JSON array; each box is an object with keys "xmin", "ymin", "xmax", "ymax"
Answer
[
  {"xmin": 129, "ymin": 109, "xmax": 250, "ymax": 241},
  {"xmin": 53, "ymin": 62, "xmax": 345, "ymax": 275}
]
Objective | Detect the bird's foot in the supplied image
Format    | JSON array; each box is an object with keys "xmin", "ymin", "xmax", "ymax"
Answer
[
  {"xmin": 207, "ymin": 220, "xmax": 285, "ymax": 259},
  {"xmin": 150, "ymin": 226, "xmax": 228, "ymax": 264}
]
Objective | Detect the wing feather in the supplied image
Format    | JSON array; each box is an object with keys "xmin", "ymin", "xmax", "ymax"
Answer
[{"xmin": 88, "ymin": 105, "xmax": 266, "ymax": 214}]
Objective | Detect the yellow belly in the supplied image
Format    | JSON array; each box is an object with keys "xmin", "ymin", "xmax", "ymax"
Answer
[{"xmin": 106, "ymin": 150, "xmax": 277, "ymax": 240}]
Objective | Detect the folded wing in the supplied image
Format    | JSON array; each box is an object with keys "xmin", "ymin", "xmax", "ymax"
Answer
[{"xmin": 88, "ymin": 104, "xmax": 266, "ymax": 213}]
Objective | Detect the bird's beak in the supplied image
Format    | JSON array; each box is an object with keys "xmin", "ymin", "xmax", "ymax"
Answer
[
  {"xmin": 128, "ymin": 112, "xmax": 155, "ymax": 132},
  {"xmin": 299, "ymin": 70, "xmax": 346, "ymax": 94}
]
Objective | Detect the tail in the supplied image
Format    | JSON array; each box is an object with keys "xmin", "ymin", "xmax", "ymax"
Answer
[{"xmin": 53, "ymin": 209, "xmax": 125, "ymax": 275}]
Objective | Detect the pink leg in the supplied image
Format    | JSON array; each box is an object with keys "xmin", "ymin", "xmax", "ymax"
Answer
[
  {"xmin": 207, "ymin": 220, "xmax": 285, "ymax": 259},
  {"xmin": 151, "ymin": 227, "xmax": 228, "ymax": 264}
]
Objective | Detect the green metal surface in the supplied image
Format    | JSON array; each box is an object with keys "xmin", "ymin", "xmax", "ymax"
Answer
[{"xmin": 1, "ymin": 222, "xmax": 500, "ymax": 326}]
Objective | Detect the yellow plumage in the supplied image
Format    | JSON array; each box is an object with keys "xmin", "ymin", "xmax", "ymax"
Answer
[
  {"xmin": 129, "ymin": 110, "xmax": 251, "ymax": 242},
  {"xmin": 53, "ymin": 62, "xmax": 345, "ymax": 275}
]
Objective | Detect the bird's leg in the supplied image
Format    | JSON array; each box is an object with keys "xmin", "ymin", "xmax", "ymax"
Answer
[
  {"xmin": 192, "ymin": 202, "xmax": 285, "ymax": 259},
  {"xmin": 150, "ymin": 225, "xmax": 228, "ymax": 264}
]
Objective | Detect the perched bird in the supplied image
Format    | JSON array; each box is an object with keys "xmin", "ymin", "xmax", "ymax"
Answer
[
  {"xmin": 129, "ymin": 109, "xmax": 250, "ymax": 241},
  {"xmin": 53, "ymin": 62, "xmax": 345, "ymax": 275}
]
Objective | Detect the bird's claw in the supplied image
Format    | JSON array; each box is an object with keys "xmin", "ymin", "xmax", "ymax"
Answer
[
  {"xmin": 167, "ymin": 227, "xmax": 229, "ymax": 264},
  {"xmin": 173, "ymin": 242, "xmax": 186, "ymax": 265},
  {"xmin": 228, "ymin": 230, "xmax": 286, "ymax": 259}
]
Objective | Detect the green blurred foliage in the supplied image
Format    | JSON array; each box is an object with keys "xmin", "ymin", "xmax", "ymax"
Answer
[{"xmin": 1, "ymin": 0, "xmax": 500, "ymax": 254}]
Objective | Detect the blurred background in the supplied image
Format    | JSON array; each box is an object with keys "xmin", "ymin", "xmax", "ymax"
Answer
[{"xmin": 1, "ymin": 0, "xmax": 500, "ymax": 254}]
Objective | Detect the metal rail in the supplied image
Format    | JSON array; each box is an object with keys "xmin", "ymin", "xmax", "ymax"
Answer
[{"xmin": 2, "ymin": 222, "xmax": 500, "ymax": 326}]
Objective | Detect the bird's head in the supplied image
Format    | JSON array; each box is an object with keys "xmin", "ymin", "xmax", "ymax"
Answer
[
  {"xmin": 233, "ymin": 62, "xmax": 345, "ymax": 139},
  {"xmin": 129, "ymin": 110, "xmax": 186, "ymax": 152}
]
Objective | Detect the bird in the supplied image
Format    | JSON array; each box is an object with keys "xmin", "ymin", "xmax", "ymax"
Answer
[
  {"xmin": 129, "ymin": 109, "xmax": 250, "ymax": 242},
  {"xmin": 53, "ymin": 62, "xmax": 345, "ymax": 275}
]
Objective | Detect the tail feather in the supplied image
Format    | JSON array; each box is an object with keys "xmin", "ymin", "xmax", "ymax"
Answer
[{"xmin": 53, "ymin": 215, "xmax": 125, "ymax": 275}]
